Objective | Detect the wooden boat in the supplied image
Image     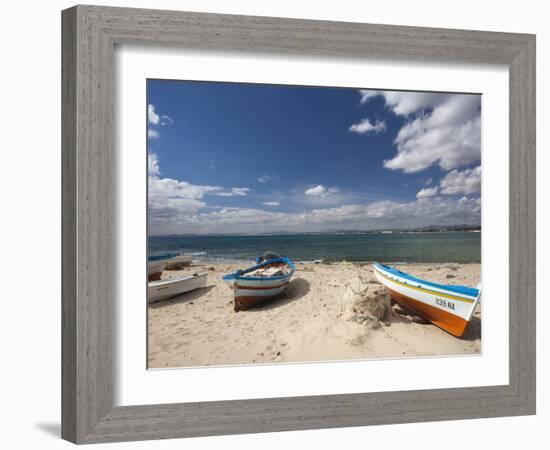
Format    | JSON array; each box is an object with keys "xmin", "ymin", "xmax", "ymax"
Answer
[
  {"xmin": 148, "ymin": 272, "xmax": 208, "ymax": 303},
  {"xmin": 147, "ymin": 252, "xmax": 193, "ymax": 280},
  {"xmin": 374, "ymin": 263, "xmax": 481, "ymax": 337},
  {"xmin": 223, "ymin": 254, "xmax": 296, "ymax": 311}
]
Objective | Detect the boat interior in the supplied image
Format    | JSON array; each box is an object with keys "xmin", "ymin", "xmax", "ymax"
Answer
[{"xmin": 246, "ymin": 263, "xmax": 290, "ymax": 278}]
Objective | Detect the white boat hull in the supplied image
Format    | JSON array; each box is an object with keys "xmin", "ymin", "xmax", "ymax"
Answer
[
  {"xmin": 148, "ymin": 253, "xmax": 193, "ymax": 280},
  {"xmin": 169, "ymin": 254, "xmax": 193, "ymax": 265},
  {"xmin": 148, "ymin": 272, "xmax": 208, "ymax": 303},
  {"xmin": 374, "ymin": 264, "xmax": 480, "ymax": 337},
  {"xmin": 148, "ymin": 260, "xmax": 168, "ymax": 276}
]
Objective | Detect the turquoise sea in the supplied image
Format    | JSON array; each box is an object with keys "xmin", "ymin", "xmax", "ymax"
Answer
[{"xmin": 148, "ymin": 232, "xmax": 481, "ymax": 264}]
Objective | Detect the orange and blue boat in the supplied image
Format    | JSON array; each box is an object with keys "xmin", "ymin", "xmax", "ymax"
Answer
[{"xmin": 374, "ymin": 263, "xmax": 481, "ymax": 337}]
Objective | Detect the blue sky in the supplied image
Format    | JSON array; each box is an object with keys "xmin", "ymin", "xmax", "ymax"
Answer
[{"xmin": 147, "ymin": 80, "xmax": 481, "ymax": 235}]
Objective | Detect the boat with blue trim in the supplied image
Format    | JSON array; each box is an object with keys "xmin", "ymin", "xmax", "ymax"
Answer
[
  {"xmin": 148, "ymin": 272, "xmax": 208, "ymax": 303},
  {"xmin": 374, "ymin": 263, "xmax": 481, "ymax": 337},
  {"xmin": 223, "ymin": 253, "xmax": 296, "ymax": 311},
  {"xmin": 148, "ymin": 252, "xmax": 193, "ymax": 281}
]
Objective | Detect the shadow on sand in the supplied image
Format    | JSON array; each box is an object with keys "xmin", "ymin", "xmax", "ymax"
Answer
[
  {"xmin": 391, "ymin": 304, "xmax": 481, "ymax": 341},
  {"xmin": 148, "ymin": 285, "xmax": 215, "ymax": 309},
  {"xmin": 247, "ymin": 277, "xmax": 311, "ymax": 311},
  {"xmin": 461, "ymin": 315, "xmax": 481, "ymax": 341},
  {"xmin": 391, "ymin": 305, "xmax": 430, "ymax": 325}
]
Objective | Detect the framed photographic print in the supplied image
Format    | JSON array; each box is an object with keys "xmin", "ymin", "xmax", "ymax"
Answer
[{"xmin": 62, "ymin": 5, "xmax": 536, "ymax": 444}]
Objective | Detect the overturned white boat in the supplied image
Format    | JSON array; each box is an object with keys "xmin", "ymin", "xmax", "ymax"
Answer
[{"xmin": 148, "ymin": 272, "xmax": 208, "ymax": 303}]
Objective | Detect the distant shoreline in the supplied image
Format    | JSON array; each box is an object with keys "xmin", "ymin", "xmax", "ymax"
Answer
[
  {"xmin": 185, "ymin": 258, "xmax": 482, "ymax": 265},
  {"xmin": 150, "ymin": 229, "xmax": 482, "ymax": 238}
]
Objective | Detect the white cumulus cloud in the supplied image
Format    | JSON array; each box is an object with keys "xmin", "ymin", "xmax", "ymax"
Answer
[
  {"xmin": 148, "ymin": 104, "xmax": 160, "ymax": 125},
  {"xmin": 440, "ymin": 166, "xmax": 481, "ymax": 195},
  {"xmin": 416, "ymin": 186, "xmax": 439, "ymax": 199},
  {"xmin": 147, "ymin": 104, "xmax": 173, "ymax": 139},
  {"xmin": 358, "ymin": 90, "xmax": 382, "ymax": 104},
  {"xmin": 349, "ymin": 118, "xmax": 386, "ymax": 135},
  {"xmin": 148, "ymin": 152, "xmax": 160, "ymax": 177},
  {"xmin": 304, "ymin": 185, "xmax": 339, "ymax": 198},
  {"xmin": 148, "ymin": 104, "xmax": 173, "ymax": 125},
  {"xmin": 358, "ymin": 90, "xmax": 448, "ymax": 116},
  {"xmin": 148, "ymin": 152, "xmax": 254, "ymax": 227},
  {"xmin": 356, "ymin": 90, "xmax": 481, "ymax": 173},
  {"xmin": 232, "ymin": 187, "xmax": 251, "ymax": 196},
  {"xmin": 149, "ymin": 196, "xmax": 481, "ymax": 235},
  {"xmin": 262, "ymin": 201, "xmax": 280, "ymax": 206},
  {"xmin": 214, "ymin": 187, "xmax": 252, "ymax": 197},
  {"xmin": 386, "ymin": 95, "xmax": 480, "ymax": 173},
  {"xmin": 384, "ymin": 91, "xmax": 445, "ymax": 116},
  {"xmin": 148, "ymin": 175, "xmax": 222, "ymax": 218}
]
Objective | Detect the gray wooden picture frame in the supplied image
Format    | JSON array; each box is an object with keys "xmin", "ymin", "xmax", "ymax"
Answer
[{"xmin": 61, "ymin": 5, "xmax": 536, "ymax": 444}]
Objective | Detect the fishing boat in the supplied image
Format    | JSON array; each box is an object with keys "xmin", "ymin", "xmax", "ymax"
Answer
[
  {"xmin": 147, "ymin": 252, "xmax": 193, "ymax": 280},
  {"xmin": 374, "ymin": 263, "xmax": 481, "ymax": 337},
  {"xmin": 223, "ymin": 253, "xmax": 296, "ymax": 311},
  {"xmin": 148, "ymin": 253, "xmax": 178, "ymax": 281},
  {"xmin": 170, "ymin": 253, "xmax": 193, "ymax": 266},
  {"xmin": 148, "ymin": 272, "xmax": 208, "ymax": 303}
]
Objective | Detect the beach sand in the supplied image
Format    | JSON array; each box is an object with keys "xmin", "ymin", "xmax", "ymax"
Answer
[{"xmin": 148, "ymin": 262, "xmax": 481, "ymax": 368}]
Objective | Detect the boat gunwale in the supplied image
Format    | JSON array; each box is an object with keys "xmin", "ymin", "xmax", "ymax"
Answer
[
  {"xmin": 374, "ymin": 262, "xmax": 479, "ymax": 299},
  {"xmin": 148, "ymin": 252, "xmax": 180, "ymax": 262},
  {"xmin": 148, "ymin": 272, "xmax": 208, "ymax": 287},
  {"xmin": 223, "ymin": 257, "xmax": 296, "ymax": 282}
]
